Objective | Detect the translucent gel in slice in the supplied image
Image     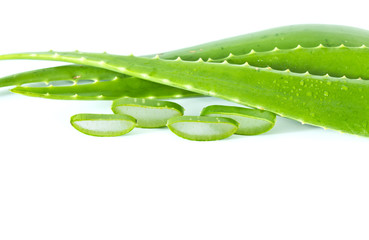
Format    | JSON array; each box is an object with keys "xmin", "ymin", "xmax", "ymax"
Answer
[
  {"xmin": 71, "ymin": 114, "xmax": 136, "ymax": 137},
  {"xmin": 167, "ymin": 116, "xmax": 239, "ymax": 141},
  {"xmin": 112, "ymin": 98, "xmax": 184, "ymax": 128},
  {"xmin": 201, "ymin": 105, "xmax": 276, "ymax": 135}
]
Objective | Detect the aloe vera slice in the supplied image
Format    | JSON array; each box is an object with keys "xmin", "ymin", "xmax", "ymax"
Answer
[
  {"xmin": 70, "ymin": 113, "xmax": 136, "ymax": 137},
  {"xmin": 200, "ymin": 105, "xmax": 276, "ymax": 135},
  {"xmin": 167, "ymin": 116, "xmax": 239, "ymax": 141},
  {"xmin": 111, "ymin": 97, "xmax": 184, "ymax": 128}
]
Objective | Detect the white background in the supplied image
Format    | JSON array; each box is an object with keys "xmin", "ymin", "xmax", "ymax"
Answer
[{"xmin": 0, "ymin": 0, "xmax": 369, "ymax": 239}]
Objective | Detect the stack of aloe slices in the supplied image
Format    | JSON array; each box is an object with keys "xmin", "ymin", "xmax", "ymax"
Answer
[{"xmin": 70, "ymin": 97, "xmax": 276, "ymax": 141}]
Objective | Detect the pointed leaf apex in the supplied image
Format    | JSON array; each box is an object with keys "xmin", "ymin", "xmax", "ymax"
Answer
[
  {"xmin": 196, "ymin": 58, "xmax": 204, "ymax": 63},
  {"xmin": 295, "ymin": 44, "xmax": 302, "ymax": 49},
  {"xmin": 243, "ymin": 62, "xmax": 250, "ymax": 66},
  {"xmin": 360, "ymin": 44, "xmax": 367, "ymax": 48},
  {"xmin": 175, "ymin": 56, "xmax": 182, "ymax": 61},
  {"xmin": 222, "ymin": 60, "xmax": 229, "ymax": 64},
  {"xmin": 285, "ymin": 69, "xmax": 291, "ymax": 73},
  {"xmin": 153, "ymin": 54, "xmax": 160, "ymax": 59},
  {"xmin": 338, "ymin": 44, "xmax": 346, "ymax": 48},
  {"xmin": 272, "ymin": 47, "xmax": 279, "ymax": 52}
]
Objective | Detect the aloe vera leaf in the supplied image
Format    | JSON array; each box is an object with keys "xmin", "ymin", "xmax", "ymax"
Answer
[
  {"xmin": 8, "ymin": 46, "xmax": 369, "ymax": 102},
  {"xmin": 1, "ymin": 51, "xmax": 369, "ymax": 136},
  {"xmin": 11, "ymin": 79, "xmax": 197, "ymax": 100},
  {"xmin": 0, "ymin": 64, "xmax": 114, "ymax": 87},
  {"xmin": 111, "ymin": 97, "xmax": 184, "ymax": 128},
  {"xmin": 70, "ymin": 113, "xmax": 136, "ymax": 137},
  {"xmin": 4, "ymin": 25, "xmax": 369, "ymax": 84},
  {"xmin": 157, "ymin": 24, "xmax": 369, "ymax": 61},
  {"xmin": 5, "ymin": 24, "xmax": 369, "ymax": 100},
  {"xmin": 4, "ymin": 64, "xmax": 197, "ymax": 100},
  {"xmin": 9, "ymin": 45, "xmax": 369, "ymax": 100},
  {"xmin": 200, "ymin": 105, "xmax": 276, "ymax": 135},
  {"xmin": 167, "ymin": 116, "xmax": 239, "ymax": 141}
]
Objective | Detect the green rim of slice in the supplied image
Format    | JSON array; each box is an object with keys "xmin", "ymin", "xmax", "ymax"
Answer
[
  {"xmin": 70, "ymin": 113, "xmax": 136, "ymax": 137},
  {"xmin": 111, "ymin": 97, "xmax": 185, "ymax": 128},
  {"xmin": 167, "ymin": 116, "xmax": 239, "ymax": 141},
  {"xmin": 200, "ymin": 105, "xmax": 276, "ymax": 135}
]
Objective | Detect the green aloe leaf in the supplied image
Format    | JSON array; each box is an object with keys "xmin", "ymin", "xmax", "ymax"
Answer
[
  {"xmin": 7, "ymin": 65, "xmax": 197, "ymax": 100},
  {"xmin": 5, "ymin": 24, "xmax": 369, "ymax": 100}
]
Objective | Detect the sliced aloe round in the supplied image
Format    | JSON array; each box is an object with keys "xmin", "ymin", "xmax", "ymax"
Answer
[
  {"xmin": 70, "ymin": 113, "xmax": 136, "ymax": 137},
  {"xmin": 167, "ymin": 116, "xmax": 239, "ymax": 141},
  {"xmin": 200, "ymin": 105, "xmax": 276, "ymax": 135},
  {"xmin": 111, "ymin": 97, "xmax": 184, "ymax": 128}
]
